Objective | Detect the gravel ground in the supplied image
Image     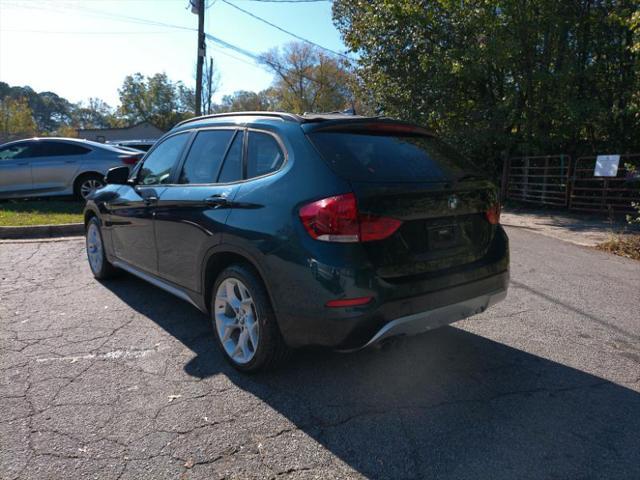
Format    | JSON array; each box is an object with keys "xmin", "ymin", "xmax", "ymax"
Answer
[{"xmin": 1, "ymin": 227, "xmax": 639, "ymax": 479}]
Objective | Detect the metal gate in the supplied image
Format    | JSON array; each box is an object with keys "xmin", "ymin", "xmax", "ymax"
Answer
[
  {"xmin": 506, "ymin": 155, "xmax": 570, "ymax": 207},
  {"xmin": 569, "ymin": 154, "xmax": 640, "ymax": 213}
]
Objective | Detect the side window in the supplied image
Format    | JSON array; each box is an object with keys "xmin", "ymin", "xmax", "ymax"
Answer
[
  {"xmin": 217, "ymin": 131, "xmax": 243, "ymax": 183},
  {"xmin": 179, "ymin": 130, "xmax": 235, "ymax": 184},
  {"xmin": 34, "ymin": 142, "xmax": 91, "ymax": 157},
  {"xmin": 246, "ymin": 132, "xmax": 284, "ymax": 179},
  {"xmin": 0, "ymin": 142, "xmax": 36, "ymax": 160},
  {"xmin": 138, "ymin": 133, "xmax": 189, "ymax": 186}
]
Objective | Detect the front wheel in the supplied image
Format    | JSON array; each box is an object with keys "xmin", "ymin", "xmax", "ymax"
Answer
[
  {"xmin": 211, "ymin": 265, "xmax": 289, "ymax": 372},
  {"xmin": 86, "ymin": 217, "xmax": 119, "ymax": 280}
]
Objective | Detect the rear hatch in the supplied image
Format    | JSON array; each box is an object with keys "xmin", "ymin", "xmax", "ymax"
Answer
[{"xmin": 305, "ymin": 121, "xmax": 499, "ymax": 279}]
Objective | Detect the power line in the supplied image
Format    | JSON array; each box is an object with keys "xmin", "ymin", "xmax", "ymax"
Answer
[
  {"xmin": 0, "ymin": 28, "xmax": 187, "ymax": 35},
  {"xmin": 2, "ymin": 1, "xmax": 196, "ymax": 32},
  {"xmin": 204, "ymin": 34, "xmax": 341, "ymax": 90},
  {"xmin": 220, "ymin": 0, "xmax": 350, "ymax": 59}
]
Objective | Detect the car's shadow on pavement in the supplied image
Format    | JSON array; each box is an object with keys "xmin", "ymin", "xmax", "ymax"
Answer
[{"xmin": 104, "ymin": 273, "xmax": 640, "ymax": 479}]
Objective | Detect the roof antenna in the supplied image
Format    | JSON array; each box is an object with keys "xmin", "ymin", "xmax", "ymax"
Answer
[{"xmin": 342, "ymin": 103, "xmax": 356, "ymax": 116}]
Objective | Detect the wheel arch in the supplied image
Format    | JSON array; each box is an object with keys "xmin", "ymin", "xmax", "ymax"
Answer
[
  {"xmin": 83, "ymin": 206, "xmax": 100, "ymax": 229},
  {"xmin": 73, "ymin": 171, "xmax": 105, "ymax": 194},
  {"xmin": 201, "ymin": 244, "xmax": 277, "ymax": 316}
]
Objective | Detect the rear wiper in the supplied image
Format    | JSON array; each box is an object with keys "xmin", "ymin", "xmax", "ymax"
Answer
[{"xmin": 455, "ymin": 174, "xmax": 486, "ymax": 182}]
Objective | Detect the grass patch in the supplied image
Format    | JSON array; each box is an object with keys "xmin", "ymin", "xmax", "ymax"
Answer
[
  {"xmin": 0, "ymin": 200, "xmax": 84, "ymax": 226},
  {"xmin": 596, "ymin": 234, "xmax": 640, "ymax": 260}
]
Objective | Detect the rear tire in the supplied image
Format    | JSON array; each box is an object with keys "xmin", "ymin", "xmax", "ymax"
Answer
[
  {"xmin": 211, "ymin": 264, "xmax": 290, "ymax": 372},
  {"xmin": 75, "ymin": 173, "xmax": 105, "ymax": 200},
  {"xmin": 86, "ymin": 217, "xmax": 119, "ymax": 280}
]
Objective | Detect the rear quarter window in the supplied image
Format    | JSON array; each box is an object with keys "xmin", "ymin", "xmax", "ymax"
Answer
[
  {"xmin": 35, "ymin": 142, "xmax": 91, "ymax": 157},
  {"xmin": 307, "ymin": 132, "xmax": 478, "ymax": 182}
]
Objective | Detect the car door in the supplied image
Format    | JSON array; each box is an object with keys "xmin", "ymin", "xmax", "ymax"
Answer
[
  {"xmin": 29, "ymin": 141, "xmax": 88, "ymax": 193},
  {"xmin": 154, "ymin": 128, "xmax": 243, "ymax": 292},
  {"xmin": 0, "ymin": 141, "xmax": 37, "ymax": 196},
  {"xmin": 108, "ymin": 132, "xmax": 191, "ymax": 274}
]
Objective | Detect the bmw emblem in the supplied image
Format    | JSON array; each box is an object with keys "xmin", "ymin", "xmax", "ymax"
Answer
[{"xmin": 448, "ymin": 195, "xmax": 459, "ymax": 210}]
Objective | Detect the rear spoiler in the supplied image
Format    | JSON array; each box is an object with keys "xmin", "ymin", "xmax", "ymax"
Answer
[{"xmin": 301, "ymin": 119, "xmax": 434, "ymax": 137}]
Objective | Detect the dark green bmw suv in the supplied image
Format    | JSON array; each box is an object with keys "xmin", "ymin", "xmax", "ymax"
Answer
[{"xmin": 84, "ymin": 112, "xmax": 509, "ymax": 371}]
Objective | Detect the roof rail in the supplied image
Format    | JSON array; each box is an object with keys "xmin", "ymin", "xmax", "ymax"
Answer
[{"xmin": 174, "ymin": 111, "xmax": 302, "ymax": 128}]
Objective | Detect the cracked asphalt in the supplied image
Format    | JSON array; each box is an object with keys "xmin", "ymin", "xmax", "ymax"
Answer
[{"xmin": 1, "ymin": 227, "xmax": 639, "ymax": 480}]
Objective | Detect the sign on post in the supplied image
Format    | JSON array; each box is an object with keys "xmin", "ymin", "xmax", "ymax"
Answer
[{"xmin": 594, "ymin": 155, "xmax": 620, "ymax": 177}]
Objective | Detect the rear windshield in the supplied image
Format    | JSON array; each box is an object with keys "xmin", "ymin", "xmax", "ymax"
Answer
[{"xmin": 307, "ymin": 132, "xmax": 478, "ymax": 182}]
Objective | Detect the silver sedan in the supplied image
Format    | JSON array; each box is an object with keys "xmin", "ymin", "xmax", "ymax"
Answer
[{"xmin": 0, "ymin": 137, "xmax": 143, "ymax": 200}]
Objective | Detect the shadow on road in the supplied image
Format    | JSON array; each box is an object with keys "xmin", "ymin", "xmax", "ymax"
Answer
[{"xmin": 104, "ymin": 272, "xmax": 640, "ymax": 479}]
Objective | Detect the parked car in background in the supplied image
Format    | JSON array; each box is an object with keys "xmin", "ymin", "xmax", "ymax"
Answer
[
  {"xmin": 84, "ymin": 112, "xmax": 509, "ymax": 372},
  {"xmin": 108, "ymin": 139, "xmax": 156, "ymax": 152},
  {"xmin": 0, "ymin": 138, "xmax": 143, "ymax": 200}
]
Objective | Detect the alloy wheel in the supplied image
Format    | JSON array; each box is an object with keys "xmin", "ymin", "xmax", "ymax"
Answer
[
  {"xmin": 80, "ymin": 179, "xmax": 103, "ymax": 199},
  {"xmin": 86, "ymin": 222, "xmax": 103, "ymax": 274},
  {"xmin": 214, "ymin": 278, "xmax": 260, "ymax": 364}
]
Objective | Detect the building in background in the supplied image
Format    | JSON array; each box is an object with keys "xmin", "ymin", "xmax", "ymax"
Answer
[{"xmin": 76, "ymin": 121, "xmax": 165, "ymax": 143}]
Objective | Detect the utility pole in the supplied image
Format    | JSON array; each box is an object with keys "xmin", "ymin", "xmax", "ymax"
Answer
[
  {"xmin": 206, "ymin": 57, "xmax": 213, "ymax": 114},
  {"xmin": 194, "ymin": 0, "xmax": 205, "ymax": 116}
]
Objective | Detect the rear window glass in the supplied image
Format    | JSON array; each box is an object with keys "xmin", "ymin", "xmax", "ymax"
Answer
[{"xmin": 307, "ymin": 132, "xmax": 478, "ymax": 182}]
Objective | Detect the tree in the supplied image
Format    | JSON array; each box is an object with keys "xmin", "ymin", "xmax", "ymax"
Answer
[
  {"xmin": 214, "ymin": 89, "xmax": 278, "ymax": 113},
  {"xmin": 117, "ymin": 73, "xmax": 195, "ymax": 130},
  {"xmin": 333, "ymin": 0, "xmax": 640, "ymax": 172},
  {"xmin": 259, "ymin": 41, "xmax": 353, "ymax": 113},
  {"xmin": 0, "ymin": 97, "xmax": 37, "ymax": 141},
  {"xmin": 0, "ymin": 82, "xmax": 73, "ymax": 132},
  {"xmin": 201, "ymin": 57, "xmax": 221, "ymax": 115},
  {"xmin": 71, "ymin": 98, "xmax": 117, "ymax": 129}
]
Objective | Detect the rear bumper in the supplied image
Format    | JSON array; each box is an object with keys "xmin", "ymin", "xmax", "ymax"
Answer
[
  {"xmin": 273, "ymin": 226, "xmax": 510, "ymax": 349},
  {"xmin": 352, "ymin": 287, "xmax": 507, "ymax": 350},
  {"xmin": 280, "ymin": 268, "xmax": 509, "ymax": 349}
]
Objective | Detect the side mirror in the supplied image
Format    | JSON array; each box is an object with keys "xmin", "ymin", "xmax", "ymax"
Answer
[{"xmin": 105, "ymin": 166, "xmax": 130, "ymax": 185}]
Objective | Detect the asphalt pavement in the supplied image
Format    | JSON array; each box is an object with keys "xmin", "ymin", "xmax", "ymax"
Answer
[{"xmin": 1, "ymin": 227, "xmax": 639, "ymax": 479}]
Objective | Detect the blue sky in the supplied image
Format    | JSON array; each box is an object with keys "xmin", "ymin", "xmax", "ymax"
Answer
[{"xmin": 0, "ymin": 0, "xmax": 347, "ymax": 107}]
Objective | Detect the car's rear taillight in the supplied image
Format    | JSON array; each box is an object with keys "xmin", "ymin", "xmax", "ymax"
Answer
[
  {"xmin": 299, "ymin": 193, "xmax": 402, "ymax": 242},
  {"xmin": 120, "ymin": 156, "xmax": 140, "ymax": 165},
  {"xmin": 485, "ymin": 203, "xmax": 501, "ymax": 225}
]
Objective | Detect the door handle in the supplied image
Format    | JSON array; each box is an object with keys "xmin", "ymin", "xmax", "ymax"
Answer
[
  {"xmin": 16, "ymin": 162, "xmax": 28, "ymax": 166},
  {"xmin": 143, "ymin": 196, "xmax": 158, "ymax": 205},
  {"xmin": 204, "ymin": 195, "xmax": 230, "ymax": 208},
  {"xmin": 65, "ymin": 160, "xmax": 77, "ymax": 164}
]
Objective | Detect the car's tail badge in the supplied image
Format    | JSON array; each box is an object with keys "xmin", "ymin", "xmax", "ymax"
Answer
[{"xmin": 448, "ymin": 195, "xmax": 459, "ymax": 210}]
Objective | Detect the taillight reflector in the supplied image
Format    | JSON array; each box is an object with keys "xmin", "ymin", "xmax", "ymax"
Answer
[
  {"xmin": 485, "ymin": 203, "xmax": 501, "ymax": 225},
  {"xmin": 299, "ymin": 193, "xmax": 401, "ymax": 242},
  {"xmin": 326, "ymin": 296, "xmax": 373, "ymax": 308},
  {"xmin": 121, "ymin": 156, "xmax": 140, "ymax": 165}
]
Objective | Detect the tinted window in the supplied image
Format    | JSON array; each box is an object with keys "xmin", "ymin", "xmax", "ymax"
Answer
[
  {"xmin": 35, "ymin": 142, "xmax": 91, "ymax": 157},
  {"xmin": 308, "ymin": 132, "xmax": 478, "ymax": 182},
  {"xmin": 179, "ymin": 130, "xmax": 235, "ymax": 184},
  {"xmin": 247, "ymin": 132, "xmax": 284, "ymax": 179},
  {"xmin": 217, "ymin": 132, "xmax": 243, "ymax": 183},
  {"xmin": 130, "ymin": 143, "xmax": 153, "ymax": 152},
  {"xmin": 0, "ymin": 142, "xmax": 36, "ymax": 160},
  {"xmin": 138, "ymin": 133, "xmax": 189, "ymax": 185}
]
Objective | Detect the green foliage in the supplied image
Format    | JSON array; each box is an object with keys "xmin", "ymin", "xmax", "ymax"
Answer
[
  {"xmin": 0, "ymin": 97, "xmax": 37, "ymax": 141},
  {"xmin": 0, "ymin": 82, "xmax": 73, "ymax": 133},
  {"xmin": 625, "ymin": 163, "xmax": 640, "ymax": 224},
  {"xmin": 333, "ymin": 0, "xmax": 640, "ymax": 173},
  {"xmin": 215, "ymin": 89, "xmax": 278, "ymax": 112},
  {"xmin": 71, "ymin": 98, "xmax": 119, "ymax": 130},
  {"xmin": 117, "ymin": 73, "xmax": 195, "ymax": 131},
  {"xmin": 0, "ymin": 200, "xmax": 83, "ymax": 226}
]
